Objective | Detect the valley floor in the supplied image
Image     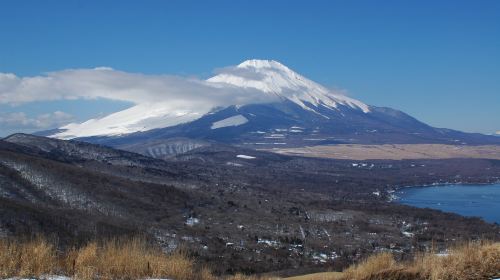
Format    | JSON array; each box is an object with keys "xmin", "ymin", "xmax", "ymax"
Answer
[{"xmin": 269, "ymin": 144, "xmax": 500, "ymax": 160}]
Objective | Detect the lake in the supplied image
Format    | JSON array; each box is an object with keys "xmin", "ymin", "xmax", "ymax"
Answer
[{"xmin": 396, "ymin": 183, "xmax": 500, "ymax": 224}]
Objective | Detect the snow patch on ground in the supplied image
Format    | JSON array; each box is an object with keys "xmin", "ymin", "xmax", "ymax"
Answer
[
  {"xmin": 211, "ymin": 115, "xmax": 248, "ymax": 129},
  {"xmin": 264, "ymin": 133, "xmax": 286, "ymax": 139},
  {"xmin": 185, "ymin": 217, "xmax": 200, "ymax": 226},
  {"xmin": 435, "ymin": 252, "xmax": 449, "ymax": 257},
  {"xmin": 257, "ymin": 238, "xmax": 279, "ymax": 247},
  {"xmin": 5, "ymin": 276, "xmax": 71, "ymax": 280},
  {"xmin": 402, "ymin": 231, "xmax": 414, "ymax": 237},
  {"xmin": 237, "ymin": 154, "xmax": 256, "ymax": 159},
  {"xmin": 304, "ymin": 138, "xmax": 326, "ymax": 141}
]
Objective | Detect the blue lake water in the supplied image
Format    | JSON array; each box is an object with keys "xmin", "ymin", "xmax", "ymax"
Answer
[{"xmin": 396, "ymin": 184, "xmax": 500, "ymax": 224}]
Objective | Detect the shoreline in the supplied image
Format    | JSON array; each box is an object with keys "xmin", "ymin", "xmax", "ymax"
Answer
[
  {"xmin": 391, "ymin": 183, "xmax": 500, "ymax": 224},
  {"xmin": 387, "ymin": 180, "xmax": 500, "ymax": 202}
]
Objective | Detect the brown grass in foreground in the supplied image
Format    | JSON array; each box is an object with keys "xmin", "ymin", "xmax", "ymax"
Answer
[
  {"xmin": 341, "ymin": 241, "xmax": 500, "ymax": 280},
  {"xmin": 0, "ymin": 237, "xmax": 57, "ymax": 278},
  {"xmin": 0, "ymin": 238, "xmax": 498, "ymax": 280},
  {"xmin": 0, "ymin": 237, "xmax": 199, "ymax": 280}
]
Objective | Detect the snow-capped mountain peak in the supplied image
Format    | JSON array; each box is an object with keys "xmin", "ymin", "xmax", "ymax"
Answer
[
  {"xmin": 48, "ymin": 59, "xmax": 370, "ymax": 139},
  {"xmin": 237, "ymin": 59, "xmax": 290, "ymax": 70},
  {"xmin": 207, "ymin": 59, "xmax": 370, "ymax": 113}
]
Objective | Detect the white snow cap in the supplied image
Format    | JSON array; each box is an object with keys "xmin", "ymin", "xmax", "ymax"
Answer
[{"xmin": 208, "ymin": 59, "xmax": 370, "ymax": 113}]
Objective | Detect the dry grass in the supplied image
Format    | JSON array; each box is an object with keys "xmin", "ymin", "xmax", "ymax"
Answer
[
  {"xmin": 338, "ymin": 241, "xmax": 500, "ymax": 280},
  {"xmin": 1, "ymin": 237, "xmax": 498, "ymax": 280},
  {"xmin": 270, "ymin": 144, "xmax": 500, "ymax": 160},
  {"xmin": 341, "ymin": 252, "xmax": 399, "ymax": 280},
  {"xmin": 0, "ymin": 237, "xmax": 57, "ymax": 278},
  {"xmin": 0, "ymin": 236, "xmax": 201, "ymax": 280},
  {"xmin": 413, "ymin": 241, "xmax": 500, "ymax": 280},
  {"xmin": 77, "ymin": 238, "xmax": 195, "ymax": 280}
]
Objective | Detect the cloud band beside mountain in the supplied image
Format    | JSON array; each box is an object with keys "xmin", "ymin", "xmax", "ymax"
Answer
[
  {"xmin": 0, "ymin": 68, "xmax": 277, "ymax": 107},
  {"xmin": 0, "ymin": 62, "xmax": 356, "ymax": 138},
  {"xmin": 0, "ymin": 66, "xmax": 284, "ymax": 137}
]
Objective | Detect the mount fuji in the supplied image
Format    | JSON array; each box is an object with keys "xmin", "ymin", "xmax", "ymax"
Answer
[{"xmin": 42, "ymin": 59, "xmax": 500, "ymax": 149}]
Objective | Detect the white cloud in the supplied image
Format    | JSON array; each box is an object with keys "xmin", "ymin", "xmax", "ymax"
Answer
[
  {"xmin": 0, "ymin": 111, "xmax": 75, "ymax": 130},
  {"xmin": 0, "ymin": 67, "xmax": 283, "ymax": 138},
  {"xmin": 0, "ymin": 68, "xmax": 276, "ymax": 107},
  {"xmin": 0, "ymin": 63, "xmax": 357, "ymax": 138}
]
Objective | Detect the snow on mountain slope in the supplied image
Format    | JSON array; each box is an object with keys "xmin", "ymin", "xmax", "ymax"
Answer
[
  {"xmin": 54, "ymin": 102, "xmax": 208, "ymax": 139},
  {"xmin": 211, "ymin": 114, "xmax": 248, "ymax": 129},
  {"xmin": 207, "ymin": 59, "xmax": 370, "ymax": 114},
  {"xmin": 50, "ymin": 59, "xmax": 369, "ymax": 139}
]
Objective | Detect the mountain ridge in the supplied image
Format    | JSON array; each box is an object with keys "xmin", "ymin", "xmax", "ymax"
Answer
[
  {"xmin": 37, "ymin": 59, "xmax": 500, "ymax": 147},
  {"xmin": 46, "ymin": 59, "xmax": 373, "ymax": 139}
]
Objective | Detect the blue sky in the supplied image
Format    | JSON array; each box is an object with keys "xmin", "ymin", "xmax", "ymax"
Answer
[{"xmin": 0, "ymin": 0, "xmax": 499, "ymax": 136}]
